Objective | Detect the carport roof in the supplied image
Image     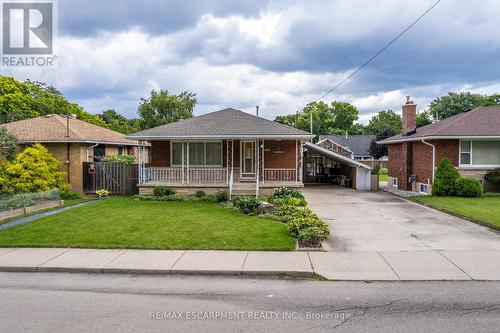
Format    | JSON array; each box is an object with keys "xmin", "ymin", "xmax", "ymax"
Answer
[{"xmin": 304, "ymin": 142, "xmax": 372, "ymax": 170}]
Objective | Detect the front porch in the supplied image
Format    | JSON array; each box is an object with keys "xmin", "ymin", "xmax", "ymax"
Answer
[{"xmin": 137, "ymin": 139, "xmax": 304, "ymax": 196}]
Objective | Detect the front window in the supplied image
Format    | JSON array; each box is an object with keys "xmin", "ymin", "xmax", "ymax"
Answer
[
  {"xmin": 460, "ymin": 140, "xmax": 500, "ymax": 167},
  {"xmin": 171, "ymin": 141, "xmax": 222, "ymax": 166},
  {"xmin": 419, "ymin": 183, "xmax": 429, "ymax": 194}
]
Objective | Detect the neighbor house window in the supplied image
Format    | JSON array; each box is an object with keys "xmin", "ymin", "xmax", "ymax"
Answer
[
  {"xmin": 419, "ymin": 183, "xmax": 429, "ymax": 194},
  {"xmin": 118, "ymin": 146, "xmax": 124, "ymax": 155},
  {"xmin": 460, "ymin": 140, "xmax": 500, "ymax": 167},
  {"xmin": 171, "ymin": 141, "xmax": 222, "ymax": 166},
  {"xmin": 392, "ymin": 178, "xmax": 398, "ymax": 188}
]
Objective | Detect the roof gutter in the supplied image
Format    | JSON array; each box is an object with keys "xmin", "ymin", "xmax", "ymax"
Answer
[
  {"xmin": 421, "ymin": 139, "xmax": 436, "ymax": 183},
  {"xmin": 126, "ymin": 134, "xmax": 315, "ymax": 140},
  {"xmin": 378, "ymin": 135, "xmax": 500, "ymax": 144}
]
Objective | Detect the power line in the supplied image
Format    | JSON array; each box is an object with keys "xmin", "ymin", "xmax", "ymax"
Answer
[{"xmin": 314, "ymin": 0, "xmax": 441, "ymax": 103}]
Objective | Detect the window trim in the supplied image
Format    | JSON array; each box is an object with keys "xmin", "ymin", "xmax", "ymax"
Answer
[
  {"xmin": 459, "ymin": 139, "xmax": 500, "ymax": 168},
  {"xmin": 170, "ymin": 140, "xmax": 223, "ymax": 168}
]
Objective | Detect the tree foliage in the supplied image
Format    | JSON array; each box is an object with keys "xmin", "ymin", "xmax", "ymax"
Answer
[
  {"xmin": 0, "ymin": 127, "xmax": 18, "ymax": 161},
  {"xmin": 365, "ymin": 110, "xmax": 402, "ymax": 134},
  {"xmin": 274, "ymin": 101, "xmax": 359, "ymax": 138},
  {"xmin": 138, "ymin": 90, "xmax": 197, "ymax": 129},
  {"xmin": 0, "ymin": 76, "xmax": 106, "ymax": 127},
  {"xmin": 416, "ymin": 110, "xmax": 432, "ymax": 127},
  {"xmin": 429, "ymin": 91, "xmax": 499, "ymax": 120},
  {"xmin": 368, "ymin": 128, "xmax": 396, "ymax": 160},
  {"xmin": 0, "ymin": 144, "xmax": 70, "ymax": 194},
  {"xmin": 98, "ymin": 109, "xmax": 141, "ymax": 134}
]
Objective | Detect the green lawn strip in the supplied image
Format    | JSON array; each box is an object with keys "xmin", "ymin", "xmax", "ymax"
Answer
[
  {"xmin": 412, "ymin": 196, "xmax": 500, "ymax": 230},
  {"xmin": 0, "ymin": 197, "xmax": 295, "ymax": 251},
  {"xmin": 0, "ymin": 198, "xmax": 94, "ymax": 226}
]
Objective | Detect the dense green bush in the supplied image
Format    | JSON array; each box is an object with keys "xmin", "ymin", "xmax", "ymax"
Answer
[
  {"xmin": 485, "ymin": 169, "xmax": 500, "ymax": 184},
  {"xmin": 60, "ymin": 191, "xmax": 83, "ymax": 200},
  {"xmin": 134, "ymin": 195, "xmax": 186, "ymax": 202},
  {"xmin": 233, "ymin": 196, "xmax": 262, "ymax": 214},
  {"xmin": 287, "ymin": 217, "xmax": 330, "ymax": 239},
  {"xmin": 153, "ymin": 186, "xmax": 176, "ymax": 197},
  {"xmin": 0, "ymin": 194, "xmax": 34, "ymax": 211},
  {"xmin": 454, "ymin": 177, "xmax": 482, "ymax": 198},
  {"xmin": 195, "ymin": 190, "xmax": 206, "ymax": 198},
  {"xmin": 272, "ymin": 187, "xmax": 304, "ymax": 199},
  {"xmin": 270, "ymin": 205, "xmax": 317, "ymax": 223},
  {"xmin": 215, "ymin": 189, "xmax": 229, "ymax": 203},
  {"xmin": 0, "ymin": 144, "xmax": 70, "ymax": 194},
  {"xmin": 379, "ymin": 168, "xmax": 388, "ymax": 175},
  {"xmin": 298, "ymin": 227, "xmax": 329, "ymax": 248},
  {"xmin": 269, "ymin": 196, "xmax": 307, "ymax": 207},
  {"xmin": 102, "ymin": 155, "xmax": 136, "ymax": 164},
  {"xmin": 432, "ymin": 158, "xmax": 461, "ymax": 196},
  {"xmin": 373, "ymin": 163, "xmax": 381, "ymax": 175}
]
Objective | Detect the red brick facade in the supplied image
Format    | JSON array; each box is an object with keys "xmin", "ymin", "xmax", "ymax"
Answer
[{"xmin": 388, "ymin": 139, "xmax": 459, "ymax": 190}]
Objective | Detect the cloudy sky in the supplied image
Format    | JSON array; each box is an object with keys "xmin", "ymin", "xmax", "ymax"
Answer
[{"xmin": 4, "ymin": 0, "xmax": 500, "ymax": 123}]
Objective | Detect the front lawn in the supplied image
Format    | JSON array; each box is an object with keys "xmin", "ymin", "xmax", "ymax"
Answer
[
  {"xmin": 379, "ymin": 174, "xmax": 388, "ymax": 182},
  {"xmin": 0, "ymin": 197, "xmax": 295, "ymax": 250},
  {"xmin": 412, "ymin": 196, "xmax": 500, "ymax": 230}
]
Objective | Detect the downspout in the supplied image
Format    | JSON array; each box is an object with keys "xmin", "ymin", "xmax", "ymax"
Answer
[
  {"xmin": 87, "ymin": 143, "xmax": 99, "ymax": 162},
  {"xmin": 421, "ymin": 139, "xmax": 436, "ymax": 183}
]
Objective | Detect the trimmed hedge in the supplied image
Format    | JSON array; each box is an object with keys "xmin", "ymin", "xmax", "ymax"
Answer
[{"xmin": 454, "ymin": 177, "xmax": 482, "ymax": 198}]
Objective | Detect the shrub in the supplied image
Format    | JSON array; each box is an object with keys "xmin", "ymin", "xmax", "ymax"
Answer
[
  {"xmin": 270, "ymin": 205, "xmax": 317, "ymax": 223},
  {"xmin": 95, "ymin": 189, "xmax": 110, "ymax": 198},
  {"xmin": 0, "ymin": 144, "xmax": 70, "ymax": 194},
  {"xmin": 379, "ymin": 168, "xmax": 388, "ymax": 175},
  {"xmin": 0, "ymin": 127, "xmax": 18, "ymax": 162},
  {"xmin": 214, "ymin": 189, "xmax": 229, "ymax": 203},
  {"xmin": 134, "ymin": 195, "xmax": 185, "ymax": 202},
  {"xmin": 373, "ymin": 163, "xmax": 381, "ymax": 175},
  {"xmin": 454, "ymin": 177, "xmax": 482, "ymax": 198},
  {"xmin": 287, "ymin": 217, "xmax": 330, "ymax": 238},
  {"xmin": 432, "ymin": 158, "xmax": 461, "ymax": 196},
  {"xmin": 0, "ymin": 193, "xmax": 34, "ymax": 212},
  {"xmin": 298, "ymin": 227, "xmax": 329, "ymax": 248},
  {"xmin": 485, "ymin": 169, "xmax": 500, "ymax": 184},
  {"xmin": 102, "ymin": 155, "xmax": 136, "ymax": 164},
  {"xmin": 233, "ymin": 196, "xmax": 262, "ymax": 214},
  {"xmin": 61, "ymin": 191, "xmax": 83, "ymax": 200},
  {"xmin": 272, "ymin": 187, "xmax": 304, "ymax": 199},
  {"xmin": 195, "ymin": 190, "xmax": 206, "ymax": 198},
  {"xmin": 153, "ymin": 186, "xmax": 176, "ymax": 197},
  {"xmin": 285, "ymin": 197, "xmax": 307, "ymax": 207}
]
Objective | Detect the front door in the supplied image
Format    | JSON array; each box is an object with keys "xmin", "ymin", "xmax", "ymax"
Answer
[{"xmin": 241, "ymin": 141, "xmax": 256, "ymax": 179}]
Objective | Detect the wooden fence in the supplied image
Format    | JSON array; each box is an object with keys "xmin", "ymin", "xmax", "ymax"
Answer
[{"xmin": 83, "ymin": 162, "xmax": 139, "ymax": 195}]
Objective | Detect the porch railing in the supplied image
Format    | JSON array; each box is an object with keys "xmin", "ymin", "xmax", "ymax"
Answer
[
  {"xmin": 188, "ymin": 168, "xmax": 227, "ymax": 184},
  {"xmin": 263, "ymin": 168, "xmax": 297, "ymax": 183},
  {"xmin": 144, "ymin": 167, "xmax": 183, "ymax": 184}
]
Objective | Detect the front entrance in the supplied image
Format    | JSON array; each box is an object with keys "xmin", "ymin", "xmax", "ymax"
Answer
[{"xmin": 240, "ymin": 141, "xmax": 256, "ymax": 179}]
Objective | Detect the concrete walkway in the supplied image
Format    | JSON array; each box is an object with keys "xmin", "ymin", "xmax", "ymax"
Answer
[{"xmin": 1, "ymin": 248, "xmax": 500, "ymax": 281}]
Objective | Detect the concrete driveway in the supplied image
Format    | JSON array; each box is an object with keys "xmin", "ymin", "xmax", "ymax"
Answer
[{"xmin": 303, "ymin": 186, "xmax": 500, "ymax": 252}]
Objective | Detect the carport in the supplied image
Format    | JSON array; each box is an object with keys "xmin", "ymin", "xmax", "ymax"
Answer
[{"xmin": 303, "ymin": 142, "xmax": 372, "ymax": 190}]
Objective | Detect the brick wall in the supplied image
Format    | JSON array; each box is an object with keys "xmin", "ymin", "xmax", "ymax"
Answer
[
  {"xmin": 43, "ymin": 143, "xmax": 85, "ymax": 193},
  {"xmin": 150, "ymin": 141, "xmax": 170, "ymax": 167},
  {"xmin": 263, "ymin": 139, "xmax": 296, "ymax": 169}
]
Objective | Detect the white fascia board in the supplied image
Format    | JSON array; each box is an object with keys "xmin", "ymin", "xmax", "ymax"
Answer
[
  {"xmin": 18, "ymin": 140, "xmax": 150, "ymax": 146},
  {"xmin": 126, "ymin": 134, "xmax": 315, "ymax": 140},
  {"xmin": 377, "ymin": 135, "xmax": 500, "ymax": 144}
]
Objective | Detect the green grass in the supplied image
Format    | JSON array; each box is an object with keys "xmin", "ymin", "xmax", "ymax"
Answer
[
  {"xmin": 412, "ymin": 195, "xmax": 500, "ymax": 229},
  {"xmin": 0, "ymin": 198, "xmax": 92, "ymax": 226},
  {"xmin": 0, "ymin": 197, "xmax": 295, "ymax": 250},
  {"xmin": 379, "ymin": 174, "xmax": 388, "ymax": 182}
]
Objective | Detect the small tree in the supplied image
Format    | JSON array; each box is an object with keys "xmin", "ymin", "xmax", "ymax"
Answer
[
  {"xmin": 432, "ymin": 158, "xmax": 460, "ymax": 196},
  {"xmin": 0, "ymin": 127, "xmax": 19, "ymax": 161},
  {"xmin": 0, "ymin": 144, "xmax": 70, "ymax": 194},
  {"xmin": 369, "ymin": 128, "xmax": 396, "ymax": 160}
]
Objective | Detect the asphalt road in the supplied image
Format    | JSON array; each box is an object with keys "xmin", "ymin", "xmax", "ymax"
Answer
[{"xmin": 1, "ymin": 273, "xmax": 499, "ymax": 332}]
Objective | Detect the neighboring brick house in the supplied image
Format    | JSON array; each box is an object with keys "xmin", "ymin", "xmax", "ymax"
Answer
[
  {"xmin": 1, "ymin": 114, "xmax": 149, "ymax": 193},
  {"xmin": 379, "ymin": 98, "xmax": 500, "ymax": 194},
  {"xmin": 127, "ymin": 108, "xmax": 313, "ymax": 195}
]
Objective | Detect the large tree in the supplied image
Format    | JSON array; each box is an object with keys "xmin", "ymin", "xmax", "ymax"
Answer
[
  {"xmin": 274, "ymin": 100, "xmax": 359, "ymax": 138},
  {"xmin": 429, "ymin": 91, "xmax": 498, "ymax": 120},
  {"xmin": 98, "ymin": 109, "xmax": 141, "ymax": 134},
  {"xmin": 365, "ymin": 110, "xmax": 402, "ymax": 134},
  {"xmin": 0, "ymin": 76, "xmax": 106, "ymax": 127},
  {"xmin": 138, "ymin": 90, "xmax": 197, "ymax": 129}
]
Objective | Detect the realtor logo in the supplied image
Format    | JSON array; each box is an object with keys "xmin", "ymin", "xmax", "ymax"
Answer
[{"xmin": 1, "ymin": 0, "xmax": 57, "ymax": 67}]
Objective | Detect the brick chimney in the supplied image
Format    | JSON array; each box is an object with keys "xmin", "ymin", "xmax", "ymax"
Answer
[{"xmin": 402, "ymin": 96, "xmax": 416, "ymax": 135}]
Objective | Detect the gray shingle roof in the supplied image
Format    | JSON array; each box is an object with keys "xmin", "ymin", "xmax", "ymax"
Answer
[
  {"xmin": 379, "ymin": 106, "xmax": 500, "ymax": 144},
  {"xmin": 318, "ymin": 135, "xmax": 375, "ymax": 156},
  {"xmin": 128, "ymin": 108, "xmax": 313, "ymax": 139}
]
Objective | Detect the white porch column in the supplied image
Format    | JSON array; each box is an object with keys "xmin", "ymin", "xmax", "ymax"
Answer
[
  {"xmin": 186, "ymin": 141, "xmax": 190, "ymax": 185},
  {"xmin": 181, "ymin": 142, "xmax": 185, "ymax": 185},
  {"xmin": 299, "ymin": 140, "xmax": 304, "ymax": 184}
]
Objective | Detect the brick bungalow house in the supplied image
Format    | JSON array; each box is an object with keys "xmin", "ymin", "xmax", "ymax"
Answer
[
  {"xmin": 379, "ymin": 98, "xmax": 500, "ymax": 194},
  {"xmin": 127, "ymin": 108, "xmax": 315, "ymax": 196},
  {"xmin": 1, "ymin": 114, "xmax": 149, "ymax": 193}
]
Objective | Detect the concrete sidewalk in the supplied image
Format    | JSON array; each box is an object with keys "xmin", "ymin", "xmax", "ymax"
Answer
[{"xmin": 1, "ymin": 248, "xmax": 500, "ymax": 281}]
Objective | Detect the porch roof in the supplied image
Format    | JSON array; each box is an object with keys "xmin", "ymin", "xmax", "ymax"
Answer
[
  {"xmin": 127, "ymin": 108, "xmax": 313, "ymax": 140},
  {"xmin": 303, "ymin": 142, "xmax": 372, "ymax": 170}
]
